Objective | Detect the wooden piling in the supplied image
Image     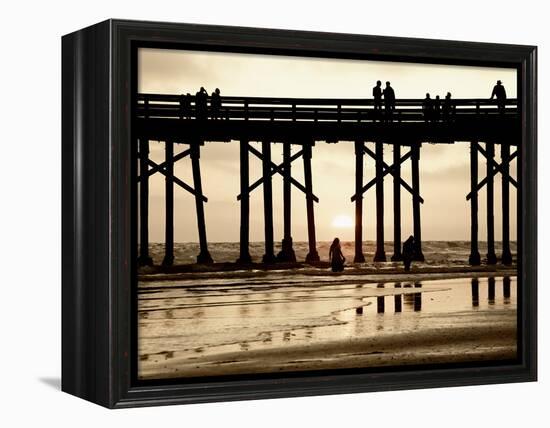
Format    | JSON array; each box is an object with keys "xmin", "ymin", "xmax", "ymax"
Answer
[
  {"xmin": 391, "ymin": 143, "xmax": 402, "ymax": 261},
  {"xmin": 191, "ymin": 143, "xmax": 213, "ymax": 264},
  {"xmin": 469, "ymin": 142, "xmax": 481, "ymax": 265},
  {"xmin": 411, "ymin": 142, "xmax": 424, "ymax": 261},
  {"xmin": 304, "ymin": 142, "xmax": 319, "ymax": 263},
  {"xmin": 138, "ymin": 139, "xmax": 153, "ymax": 266},
  {"xmin": 486, "ymin": 142, "xmax": 497, "ymax": 264},
  {"xmin": 501, "ymin": 143, "xmax": 513, "ymax": 265},
  {"xmin": 278, "ymin": 142, "xmax": 296, "ymax": 262},
  {"xmin": 262, "ymin": 141, "xmax": 275, "ymax": 263},
  {"xmin": 354, "ymin": 141, "xmax": 366, "ymax": 263},
  {"xmin": 374, "ymin": 141, "xmax": 387, "ymax": 262},
  {"xmin": 237, "ymin": 140, "xmax": 252, "ymax": 264},
  {"xmin": 162, "ymin": 141, "xmax": 174, "ymax": 267}
]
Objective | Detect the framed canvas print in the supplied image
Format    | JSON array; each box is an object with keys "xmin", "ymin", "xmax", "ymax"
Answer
[{"xmin": 62, "ymin": 19, "xmax": 537, "ymax": 408}]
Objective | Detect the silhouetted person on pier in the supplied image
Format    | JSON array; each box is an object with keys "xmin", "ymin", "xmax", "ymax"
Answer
[
  {"xmin": 490, "ymin": 80, "xmax": 507, "ymax": 115},
  {"xmin": 383, "ymin": 81, "xmax": 396, "ymax": 121},
  {"xmin": 211, "ymin": 88, "xmax": 221, "ymax": 120},
  {"xmin": 434, "ymin": 95, "xmax": 441, "ymax": 121},
  {"xmin": 329, "ymin": 238, "xmax": 346, "ymax": 272},
  {"xmin": 422, "ymin": 93, "xmax": 433, "ymax": 122},
  {"xmin": 373, "ymin": 80, "xmax": 383, "ymax": 119},
  {"xmin": 402, "ymin": 235, "xmax": 415, "ymax": 271},
  {"xmin": 195, "ymin": 87, "xmax": 208, "ymax": 120},
  {"xmin": 442, "ymin": 92, "xmax": 453, "ymax": 121}
]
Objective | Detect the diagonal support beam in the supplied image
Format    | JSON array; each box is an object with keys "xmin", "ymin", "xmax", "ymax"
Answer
[
  {"xmin": 146, "ymin": 159, "xmax": 207, "ymax": 202},
  {"xmin": 238, "ymin": 144, "xmax": 319, "ymax": 202},
  {"xmin": 466, "ymin": 146, "xmax": 518, "ymax": 200},
  {"xmin": 351, "ymin": 150, "xmax": 412, "ymax": 200},
  {"xmin": 243, "ymin": 145, "xmax": 303, "ymax": 196},
  {"xmin": 351, "ymin": 147, "xmax": 424, "ymax": 203},
  {"xmin": 139, "ymin": 148, "xmax": 191, "ymax": 181},
  {"xmin": 478, "ymin": 144, "xmax": 518, "ymax": 178}
]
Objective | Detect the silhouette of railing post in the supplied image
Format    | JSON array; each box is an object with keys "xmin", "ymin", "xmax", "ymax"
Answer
[
  {"xmin": 354, "ymin": 141, "xmax": 366, "ymax": 263},
  {"xmin": 190, "ymin": 143, "xmax": 213, "ymax": 264},
  {"xmin": 138, "ymin": 139, "xmax": 153, "ymax": 266},
  {"xmin": 374, "ymin": 141, "xmax": 387, "ymax": 261},
  {"xmin": 486, "ymin": 142, "xmax": 497, "ymax": 264},
  {"xmin": 501, "ymin": 143, "xmax": 513, "ymax": 265},
  {"xmin": 162, "ymin": 141, "xmax": 174, "ymax": 267},
  {"xmin": 411, "ymin": 142, "xmax": 424, "ymax": 261},
  {"xmin": 278, "ymin": 142, "xmax": 296, "ymax": 262},
  {"xmin": 391, "ymin": 143, "xmax": 403, "ymax": 261},
  {"xmin": 237, "ymin": 140, "xmax": 252, "ymax": 263},
  {"xmin": 469, "ymin": 141, "xmax": 481, "ymax": 265},
  {"xmin": 304, "ymin": 142, "xmax": 320, "ymax": 263},
  {"xmin": 262, "ymin": 141, "xmax": 276, "ymax": 263},
  {"xmin": 179, "ymin": 95, "xmax": 185, "ymax": 119}
]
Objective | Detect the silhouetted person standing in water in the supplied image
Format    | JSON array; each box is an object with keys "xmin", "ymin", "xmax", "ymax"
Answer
[
  {"xmin": 211, "ymin": 88, "xmax": 221, "ymax": 120},
  {"xmin": 442, "ymin": 92, "xmax": 453, "ymax": 121},
  {"xmin": 195, "ymin": 87, "xmax": 208, "ymax": 121},
  {"xmin": 490, "ymin": 80, "xmax": 507, "ymax": 115},
  {"xmin": 383, "ymin": 81, "xmax": 396, "ymax": 121},
  {"xmin": 373, "ymin": 80, "xmax": 383, "ymax": 120},
  {"xmin": 422, "ymin": 93, "xmax": 433, "ymax": 122},
  {"xmin": 329, "ymin": 238, "xmax": 346, "ymax": 272},
  {"xmin": 402, "ymin": 235, "xmax": 415, "ymax": 271}
]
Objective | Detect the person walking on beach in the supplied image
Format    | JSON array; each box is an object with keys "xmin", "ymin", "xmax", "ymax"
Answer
[
  {"xmin": 383, "ymin": 81, "xmax": 396, "ymax": 121},
  {"xmin": 490, "ymin": 80, "xmax": 507, "ymax": 115},
  {"xmin": 373, "ymin": 80, "xmax": 383, "ymax": 120},
  {"xmin": 402, "ymin": 235, "xmax": 415, "ymax": 271},
  {"xmin": 329, "ymin": 237, "xmax": 346, "ymax": 272}
]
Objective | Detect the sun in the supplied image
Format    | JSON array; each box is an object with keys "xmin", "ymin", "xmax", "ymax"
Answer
[{"xmin": 331, "ymin": 214, "xmax": 353, "ymax": 228}]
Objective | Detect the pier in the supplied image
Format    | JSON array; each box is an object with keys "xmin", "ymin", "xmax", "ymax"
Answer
[{"xmin": 135, "ymin": 94, "xmax": 519, "ymax": 267}]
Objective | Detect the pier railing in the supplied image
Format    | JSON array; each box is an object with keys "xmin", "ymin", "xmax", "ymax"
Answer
[{"xmin": 137, "ymin": 93, "xmax": 518, "ymax": 123}]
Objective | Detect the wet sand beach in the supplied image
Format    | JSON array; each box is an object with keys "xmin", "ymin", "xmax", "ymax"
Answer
[{"xmin": 138, "ymin": 272, "xmax": 517, "ymax": 380}]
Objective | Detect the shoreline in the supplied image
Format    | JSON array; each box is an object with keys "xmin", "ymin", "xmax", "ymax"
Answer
[
  {"xmin": 138, "ymin": 264, "xmax": 517, "ymax": 283},
  {"xmin": 138, "ymin": 321, "xmax": 517, "ymax": 380}
]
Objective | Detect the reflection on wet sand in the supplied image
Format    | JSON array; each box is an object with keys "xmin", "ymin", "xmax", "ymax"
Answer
[
  {"xmin": 138, "ymin": 275, "xmax": 517, "ymax": 380},
  {"xmin": 377, "ymin": 284, "xmax": 385, "ymax": 313},
  {"xmin": 471, "ymin": 276, "xmax": 512, "ymax": 307},
  {"xmin": 394, "ymin": 283, "xmax": 402, "ymax": 313}
]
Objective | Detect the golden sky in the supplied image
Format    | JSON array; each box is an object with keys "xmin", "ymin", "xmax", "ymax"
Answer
[{"xmin": 138, "ymin": 48, "xmax": 517, "ymax": 243}]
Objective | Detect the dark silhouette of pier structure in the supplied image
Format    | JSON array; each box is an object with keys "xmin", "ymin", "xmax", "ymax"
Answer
[{"xmin": 135, "ymin": 93, "xmax": 519, "ymax": 267}]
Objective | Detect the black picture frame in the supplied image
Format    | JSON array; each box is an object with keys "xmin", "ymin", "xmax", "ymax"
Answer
[{"xmin": 62, "ymin": 19, "xmax": 537, "ymax": 408}]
